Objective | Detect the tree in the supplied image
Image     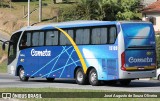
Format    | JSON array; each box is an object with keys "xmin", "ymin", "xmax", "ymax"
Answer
[
  {"xmin": 115, "ymin": 0, "xmax": 141, "ymax": 20},
  {"xmin": 156, "ymin": 35, "xmax": 160, "ymax": 68},
  {"xmin": 59, "ymin": 0, "xmax": 141, "ymax": 21}
]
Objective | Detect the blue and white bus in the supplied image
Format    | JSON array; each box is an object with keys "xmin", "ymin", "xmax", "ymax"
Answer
[{"xmin": 3, "ymin": 21, "xmax": 156, "ymax": 86}]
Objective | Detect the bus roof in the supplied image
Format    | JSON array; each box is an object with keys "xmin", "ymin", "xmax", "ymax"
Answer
[
  {"xmin": 14, "ymin": 20, "xmax": 152, "ymax": 33},
  {"xmin": 17, "ymin": 20, "xmax": 116, "ymax": 32}
]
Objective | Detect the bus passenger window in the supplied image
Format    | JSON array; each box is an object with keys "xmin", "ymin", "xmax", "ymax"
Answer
[
  {"xmin": 19, "ymin": 32, "xmax": 31, "ymax": 50},
  {"xmin": 100, "ymin": 28, "xmax": 108, "ymax": 44},
  {"xmin": 39, "ymin": 32, "xmax": 44, "ymax": 46},
  {"xmin": 46, "ymin": 31, "xmax": 58, "ymax": 45},
  {"xmin": 32, "ymin": 32, "xmax": 39, "ymax": 46},
  {"xmin": 109, "ymin": 27, "xmax": 117, "ymax": 44},
  {"xmin": 76, "ymin": 29, "xmax": 90, "ymax": 45},
  {"xmin": 91, "ymin": 27, "xmax": 107, "ymax": 44},
  {"xmin": 60, "ymin": 30, "xmax": 73, "ymax": 45}
]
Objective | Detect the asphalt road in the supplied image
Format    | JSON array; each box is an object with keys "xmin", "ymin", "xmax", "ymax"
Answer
[{"xmin": 0, "ymin": 73, "xmax": 160, "ymax": 92}]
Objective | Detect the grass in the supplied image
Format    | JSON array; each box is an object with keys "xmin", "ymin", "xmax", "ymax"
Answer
[
  {"xmin": 25, "ymin": 98, "xmax": 160, "ymax": 101},
  {"xmin": 0, "ymin": 44, "xmax": 7, "ymax": 73},
  {"xmin": 0, "ymin": 61, "xmax": 7, "ymax": 73},
  {"xmin": 0, "ymin": 88, "xmax": 159, "ymax": 101}
]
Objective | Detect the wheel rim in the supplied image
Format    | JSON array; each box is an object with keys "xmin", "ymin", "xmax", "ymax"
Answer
[
  {"xmin": 90, "ymin": 72, "xmax": 97, "ymax": 83},
  {"xmin": 20, "ymin": 69, "xmax": 25, "ymax": 79},
  {"xmin": 77, "ymin": 71, "xmax": 83, "ymax": 82}
]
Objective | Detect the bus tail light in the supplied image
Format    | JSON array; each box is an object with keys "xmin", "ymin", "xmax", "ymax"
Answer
[{"xmin": 121, "ymin": 52, "xmax": 126, "ymax": 71}]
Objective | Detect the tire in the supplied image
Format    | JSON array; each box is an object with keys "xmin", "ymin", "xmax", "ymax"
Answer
[
  {"xmin": 89, "ymin": 68, "xmax": 100, "ymax": 86},
  {"xmin": 158, "ymin": 75, "xmax": 160, "ymax": 81},
  {"xmin": 75, "ymin": 68, "xmax": 88, "ymax": 85},
  {"xmin": 46, "ymin": 78, "xmax": 55, "ymax": 82},
  {"xmin": 119, "ymin": 79, "xmax": 131, "ymax": 86},
  {"xmin": 19, "ymin": 68, "xmax": 29, "ymax": 81}
]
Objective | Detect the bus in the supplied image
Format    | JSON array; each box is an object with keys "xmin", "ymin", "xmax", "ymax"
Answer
[{"xmin": 2, "ymin": 20, "xmax": 157, "ymax": 86}]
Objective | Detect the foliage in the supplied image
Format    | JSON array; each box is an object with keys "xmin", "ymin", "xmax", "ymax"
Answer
[
  {"xmin": 156, "ymin": 35, "xmax": 160, "ymax": 67},
  {"xmin": 59, "ymin": 0, "xmax": 141, "ymax": 21},
  {"xmin": 115, "ymin": 0, "xmax": 141, "ymax": 20},
  {"xmin": 0, "ymin": 0, "xmax": 10, "ymax": 8}
]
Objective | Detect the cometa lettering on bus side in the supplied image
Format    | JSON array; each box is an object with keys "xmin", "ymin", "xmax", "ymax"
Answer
[{"xmin": 31, "ymin": 49, "xmax": 51, "ymax": 56}]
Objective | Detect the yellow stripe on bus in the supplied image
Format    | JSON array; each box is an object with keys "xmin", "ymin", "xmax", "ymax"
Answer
[
  {"xmin": 125, "ymin": 66, "xmax": 156, "ymax": 71},
  {"xmin": 55, "ymin": 27, "xmax": 87, "ymax": 74}
]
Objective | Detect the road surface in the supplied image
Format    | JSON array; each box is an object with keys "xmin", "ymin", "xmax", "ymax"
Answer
[{"xmin": 0, "ymin": 73, "xmax": 160, "ymax": 92}]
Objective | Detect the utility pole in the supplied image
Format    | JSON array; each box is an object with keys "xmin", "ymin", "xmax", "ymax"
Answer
[
  {"xmin": 39, "ymin": 0, "xmax": 42, "ymax": 22},
  {"xmin": 28, "ymin": 0, "xmax": 30, "ymax": 26}
]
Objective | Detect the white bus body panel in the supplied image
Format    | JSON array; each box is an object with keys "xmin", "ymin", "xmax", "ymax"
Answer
[{"xmin": 7, "ymin": 50, "xmax": 20, "ymax": 76}]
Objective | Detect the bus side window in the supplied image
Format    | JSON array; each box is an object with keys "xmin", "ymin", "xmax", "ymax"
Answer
[
  {"xmin": 39, "ymin": 32, "xmax": 44, "ymax": 46},
  {"xmin": 46, "ymin": 31, "xmax": 58, "ymax": 45},
  {"xmin": 60, "ymin": 30, "xmax": 73, "ymax": 45},
  {"xmin": 76, "ymin": 28, "xmax": 90, "ymax": 45},
  {"xmin": 101, "ymin": 28, "xmax": 108, "ymax": 44},
  {"xmin": 91, "ymin": 27, "xmax": 107, "ymax": 44},
  {"xmin": 19, "ymin": 32, "xmax": 31, "ymax": 50},
  {"xmin": 66, "ymin": 30, "xmax": 73, "ymax": 45},
  {"xmin": 109, "ymin": 27, "xmax": 117, "ymax": 44},
  {"xmin": 32, "ymin": 32, "xmax": 39, "ymax": 46}
]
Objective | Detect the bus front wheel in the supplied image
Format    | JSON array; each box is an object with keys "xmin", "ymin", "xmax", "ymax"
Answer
[
  {"xmin": 89, "ymin": 68, "xmax": 100, "ymax": 86},
  {"xmin": 75, "ymin": 68, "xmax": 88, "ymax": 85},
  {"xmin": 19, "ymin": 68, "xmax": 29, "ymax": 81}
]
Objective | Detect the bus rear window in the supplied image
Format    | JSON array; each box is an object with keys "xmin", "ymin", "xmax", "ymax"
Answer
[{"xmin": 121, "ymin": 23, "xmax": 153, "ymax": 38}]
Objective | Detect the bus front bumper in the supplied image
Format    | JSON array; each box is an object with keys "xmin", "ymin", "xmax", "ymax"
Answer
[{"xmin": 7, "ymin": 65, "xmax": 16, "ymax": 76}]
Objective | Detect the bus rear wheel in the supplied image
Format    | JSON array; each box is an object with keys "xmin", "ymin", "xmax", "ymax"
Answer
[
  {"xmin": 89, "ymin": 68, "xmax": 100, "ymax": 86},
  {"xmin": 19, "ymin": 68, "xmax": 29, "ymax": 81},
  {"xmin": 75, "ymin": 68, "xmax": 88, "ymax": 85}
]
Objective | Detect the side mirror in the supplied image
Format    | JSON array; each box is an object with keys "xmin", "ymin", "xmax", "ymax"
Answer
[{"xmin": 2, "ymin": 43, "xmax": 6, "ymax": 51}]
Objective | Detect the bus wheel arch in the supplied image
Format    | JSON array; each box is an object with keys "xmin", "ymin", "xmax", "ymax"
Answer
[
  {"xmin": 74, "ymin": 66, "xmax": 88, "ymax": 85},
  {"xmin": 16, "ymin": 65, "xmax": 23, "ymax": 76},
  {"xmin": 158, "ymin": 75, "xmax": 160, "ymax": 81}
]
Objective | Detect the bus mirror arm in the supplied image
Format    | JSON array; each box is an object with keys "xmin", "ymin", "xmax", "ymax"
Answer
[{"xmin": 2, "ymin": 41, "xmax": 13, "ymax": 51}]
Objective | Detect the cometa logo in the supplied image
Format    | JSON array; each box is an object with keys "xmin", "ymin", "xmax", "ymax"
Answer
[
  {"xmin": 128, "ymin": 57, "xmax": 153, "ymax": 63},
  {"xmin": 31, "ymin": 49, "xmax": 51, "ymax": 56}
]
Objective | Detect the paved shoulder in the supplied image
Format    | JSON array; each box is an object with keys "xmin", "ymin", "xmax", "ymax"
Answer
[{"xmin": 0, "ymin": 73, "xmax": 160, "ymax": 92}]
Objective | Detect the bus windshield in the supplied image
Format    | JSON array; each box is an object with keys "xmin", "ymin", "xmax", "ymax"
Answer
[{"xmin": 8, "ymin": 32, "xmax": 21, "ymax": 64}]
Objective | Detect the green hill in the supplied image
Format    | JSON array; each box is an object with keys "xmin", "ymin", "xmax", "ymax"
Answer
[{"xmin": 0, "ymin": 0, "xmax": 77, "ymax": 36}]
